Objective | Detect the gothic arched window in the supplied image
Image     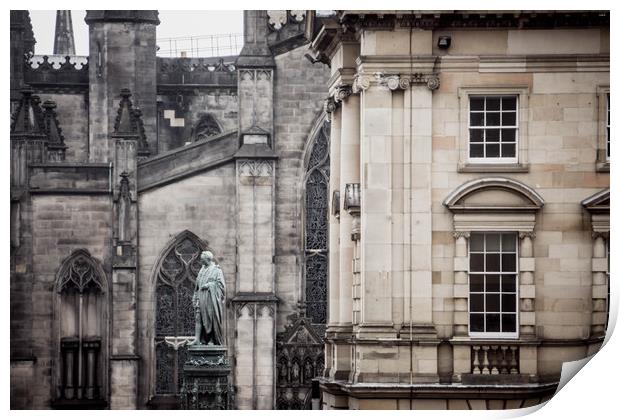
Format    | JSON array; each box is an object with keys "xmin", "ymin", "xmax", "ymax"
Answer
[
  {"xmin": 191, "ymin": 114, "xmax": 222, "ymax": 142},
  {"xmin": 304, "ymin": 121, "xmax": 330, "ymax": 324},
  {"xmin": 153, "ymin": 231, "xmax": 207, "ymax": 395},
  {"xmin": 54, "ymin": 249, "xmax": 107, "ymax": 406}
]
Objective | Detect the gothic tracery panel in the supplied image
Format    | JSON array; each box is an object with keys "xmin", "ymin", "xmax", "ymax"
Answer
[
  {"xmin": 154, "ymin": 232, "xmax": 207, "ymax": 396},
  {"xmin": 276, "ymin": 119, "xmax": 329, "ymax": 410}
]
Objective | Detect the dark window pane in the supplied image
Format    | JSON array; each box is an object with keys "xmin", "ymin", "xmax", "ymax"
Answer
[
  {"xmin": 486, "ymin": 314, "xmax": 501, "ymax": 332},
  {"xmin": 486, "ymin": 112, "xmax": 500, "ymax": 126},
  {"xmin": 502, "ymin": 96, "xmax": 517, "ymax": 110},
  {"xmin": 470, "ymin": 274, "xmax": 484, "ymax": 292},
  {"xmin": 470, "ymin": 254, "xmax": 484, "ymax": 272},
  {"xmin": 502, "ymin": 234, "xmax": 516, "ymax": 252},
  {"xmin": 501, "ymin": 128, "xmax": 516, "ymax": 142},
  {"xmin": 470, "ymin": 294, "xmax": 484, "ymax": 312},
  {"xmin": 470, "ymin": 314, "xmax": 485, "ymax": 332},
  {"xmin": 486, "ymin": 253, "xmax": 500, "ymax": 271},
  {"xmin": 501, "ymin": 275, "xmax": 516, "ymax": 292},
  {"xmin": 486, "ymin": 128, "xmax": 500, "ymax": 142},
  {"xmin": 487, "ymin": 274, "xmax": 500, "ymax": 292},
  {"xmin": 470, "ymin": 129, "xmax": 484, "ymax": 142},
  {"xmin": 487, "ymin": 97, "xmax": 500, "ymax": 111},
  {"xmin": 471, "ymin": 97, "xmax": 484, "ymax": 111},
  {"xmin": 470, "ymin": 144, "xmax": 484, "ymax": 158},
  {"xmin": 501, "ymin": 143, "xmax": 516, "ymax": 158},
  {"xmin": 470, "ymin": 112, "xmax": 484, "ymax": 126},
  {"xmin": 502, "ymin": 314, "xmax": 517, "ymax": 332},
  {"xmin": 502, "ymin": 112, "xmax": 516, "ymax": 126},
  {"xmin": 502, "ymin": 253, "xmax": 517, "ymax": 272},
  {"xmin": 486, "ymin": 143, "xmax": 500, "ymax": 157},
  {"xmin": 502, "ymin": 294, "xmax": 516, "ymax": 312},
  {"xmin": 471, "ymin": 234, "xmax": 484, "ymax": 252},
  {"xmin": 486, "ymin": 234, "xmax": 500, "ymax": 252},
  {"xmin": 486, "ymin": 294, "xmax": 500, "ymax": 312}
]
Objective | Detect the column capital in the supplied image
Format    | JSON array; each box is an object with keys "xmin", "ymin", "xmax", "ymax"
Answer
[
  {"xmin": 519, "ymin": 231, "xmax": 536, "ymax": 240},
  {"xmin": 375, "ymin": 72, "xmax": 441, "ymax": 91},
  {"xmin": 334, "ymin": 84, "xmax": 353, "ymax": 102},
  {"xmin": 453, "ymin": 231, "xmax": 470, "ymax": 239},
  {"xmin": 592, "ymin": 230, "xmax": 609, "ymax": 240}
]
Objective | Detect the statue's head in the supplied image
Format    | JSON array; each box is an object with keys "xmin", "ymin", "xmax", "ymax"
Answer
[{"xmin": 201, "ymin": 250, "xmax": 214, "ymax": 265}]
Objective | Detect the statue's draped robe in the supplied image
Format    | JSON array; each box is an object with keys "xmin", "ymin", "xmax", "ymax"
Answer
[{"xmin": 194, "ymin": 263, "xmax": 225, "ymax": 344}]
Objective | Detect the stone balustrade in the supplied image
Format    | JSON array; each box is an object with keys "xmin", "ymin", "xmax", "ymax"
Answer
[{"xmin": 471, "ymin": 344, "xmax": 519, "ymax": 375}]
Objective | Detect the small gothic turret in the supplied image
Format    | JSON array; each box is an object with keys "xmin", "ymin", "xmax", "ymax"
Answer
[
  {"xmin": 11, "ymin": 88, "xmax": 47, "ymax": 139},
  {"xmin": 11, "ymin": 88, "xmax": 48, "ymax": 190},
  {"xmin": 42, "ymin": 100, "xmax": 67, "ymax": 161},
  {"xmin": 53, "ymin": 10, "xmax": 75, "ymax": 56}
]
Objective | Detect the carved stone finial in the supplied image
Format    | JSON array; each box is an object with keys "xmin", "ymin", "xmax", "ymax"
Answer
[{"xmin": 10, "ymin": 88, "xmax": 47, "ymax": 138}]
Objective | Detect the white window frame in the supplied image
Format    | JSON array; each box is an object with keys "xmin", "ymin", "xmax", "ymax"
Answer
[
  {"xmin": 606, "ymin": 92, "xmax": 610, "ymax": 160},
  {"xmin": 457, "ymin": 86, "xmax": 530, "ymax": 173},
  {"xmin": 468, "ymin": 232, "xmax": 520, "ymax": 339},
  {"xmin": 596, "ymin": 85, "xmax": 610, "ymax": 171},
  {"xmin": 468, "ymin": 95, "xmax": 519, "ymax": 164}
]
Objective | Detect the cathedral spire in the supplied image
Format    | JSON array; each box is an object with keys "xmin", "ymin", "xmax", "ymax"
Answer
[{"xmin": 53, "ymin": 10, "xmax": 75, "ymax": 55}]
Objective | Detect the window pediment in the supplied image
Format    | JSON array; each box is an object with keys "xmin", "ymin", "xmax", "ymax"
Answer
[
  {"xmin": 444, "ymin": 177, "xmax": 544, "ymax": 213},
  {"xmin": 582, "ymin": 188, "xmax": 610, "ymax": 214}
]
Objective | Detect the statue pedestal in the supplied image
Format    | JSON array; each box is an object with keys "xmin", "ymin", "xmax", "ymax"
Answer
[{"xmin": 181, "ymin": 345, "xmax": 233, "ymax": 409}]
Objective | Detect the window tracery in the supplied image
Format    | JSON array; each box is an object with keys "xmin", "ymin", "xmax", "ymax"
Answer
[{"xmin": 153, "ymin": 232, "xmax": 207, "ymax": 395}]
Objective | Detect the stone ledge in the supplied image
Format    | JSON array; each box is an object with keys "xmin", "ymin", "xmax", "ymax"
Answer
[
  {"xmin": 319, "ymin": 377, "xmax": 558, "ymax": 400},
  {"xmin": 596, "ymin": 161, "xmax": 610, "ymax": 172},
  {"xmin": 457, "ymin": 162, "xmax": 530, "ymax": 173}
]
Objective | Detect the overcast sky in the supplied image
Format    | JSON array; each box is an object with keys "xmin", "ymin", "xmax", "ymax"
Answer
[{"xmin": 29, "ymin": 10, "xmax": 244, "ymax": 56}]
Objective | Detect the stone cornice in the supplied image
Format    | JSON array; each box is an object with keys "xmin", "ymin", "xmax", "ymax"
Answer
[{"xmin": 338, "ymin": 11, "xmax": 609, "ymax": 32}]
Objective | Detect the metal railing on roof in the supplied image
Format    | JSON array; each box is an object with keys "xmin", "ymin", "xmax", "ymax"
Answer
[{"xmin": 156, "ymin": 33, "xmax": 243, "ymax": 58}]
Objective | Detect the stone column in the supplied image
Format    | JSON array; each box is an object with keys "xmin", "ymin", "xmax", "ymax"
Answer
[
  {"xmin": 452, "ymin": 232, "xmax": 470, "ymax": 337},
  {"xmin": 591, "ymin": 232, "xmax": 609, "ymax": 338},
  {"xmin": 518, "ymin": 231, "xmax": 538, "ymax": 379},
  {"xmin": 358, "ymin": 80, "xmax": 394, "ymax": 336},
  {"xmin": 85, "ymin": 11, "xmax": 159, "ymax": 162},
  {"xmin": 328, "ymin": 105, "xmax": 341, "ymax": 328},
  {"xmin": 518, "ymin": 232, "xmax": 536, "ymax": 338},
  {"xmin": 451, "ymin": 231, "xmax": 470, "ymax": 382},
  {"xmin": 232, "ymin": 12, "xmax": 277, "ymax": 408},
  {"xmin": 325, "ymin": 103, "xmax": 341, "ymax": 379}
]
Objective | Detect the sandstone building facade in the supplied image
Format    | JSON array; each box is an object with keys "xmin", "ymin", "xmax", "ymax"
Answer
[{"xmin": 10, "ymin": 10, "xmax": 610, "ymax": 410}]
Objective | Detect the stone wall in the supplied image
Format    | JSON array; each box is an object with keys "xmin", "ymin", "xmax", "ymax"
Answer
[
  {"xmin": 27, "ymin": 194, "xmax": 112, "ymax": 408},
  {"xmin": 136, "ymin": 164, "xmax": 236, "ymax": 406},
  {"xmin": 157, "ymin": 89, "xmax": 238, "ymax": 153},
  {"xmin": 35, "ymin": 92, "xmax": 89, "ymax": 162},
  {"xmin": 273, "ymin": 45, "xmax": 330, "ymax": 329}
]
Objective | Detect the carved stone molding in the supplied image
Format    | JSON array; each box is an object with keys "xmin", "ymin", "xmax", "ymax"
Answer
[
  {"xmin": 352, "ymin": 74, "xmax": 371, "ymax": 93},
  {"xmin": 343, "ymin": 183, "xmax": 360, "ymax": 215},
  {"xmin": 519, "ymin": 231, "xmax": 537, "ymax": 240},
  {"xmin": 592, "ymin": 231, "xmax": 610, "ymax": 240},
  {"xmin": 376, "ymin": 72, "xmax": 440, "ymax": 91},
  {"xmin": 334, "ymin": 84, "xmax": 353, "ymax": 102},
  {"xmin": 323, "ymin": 97, "xmax": 338, "ymax": 115},
  {"xmin": 453, "ymin": 231, "xmax": 471, "ymax": 239},
  {"xmin": 238, "ymin": 160, "xmax": 274, "ymax": 177}
]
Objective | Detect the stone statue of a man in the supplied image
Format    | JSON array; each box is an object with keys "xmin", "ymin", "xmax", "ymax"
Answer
[{"xmin": 190, "ymin": 251, "xmax": 225, "ymax": 346}]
